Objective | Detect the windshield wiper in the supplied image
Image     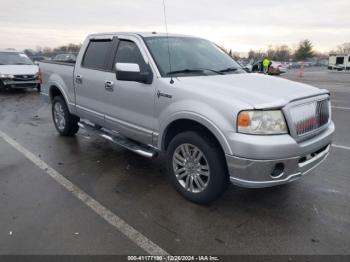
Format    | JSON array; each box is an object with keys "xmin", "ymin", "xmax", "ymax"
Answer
[
  {"xmin": 219, "ymin": 67, "xmax": 239, "ymax": 73},
  {"xmin": 167, "ymin": 68, "xmax": 224, "ymax": 76},
  {"xmin": 166, "ymin": 69, "xmax": 206, "ymax": 75},
  {"xmin": 167, "ymin": 69, "xmax": 203, "ymax": 75},
  {"xmin": 15, "ymin": 63, "xmax": 30, "ymax": 65},
  {"xmin": 197, "ymin": 68, "xmax": 224, "ymax": 75}
]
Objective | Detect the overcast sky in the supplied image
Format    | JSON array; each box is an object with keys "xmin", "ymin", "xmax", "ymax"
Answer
[{"xmin": 0, "ymin": 0, "xmax": 349, "ymax": 53}]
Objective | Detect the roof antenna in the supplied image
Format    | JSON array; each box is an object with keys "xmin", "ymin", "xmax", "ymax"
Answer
[{"xmin": 162, "ymin": 0, "xmax": 174, "ymax": 84}]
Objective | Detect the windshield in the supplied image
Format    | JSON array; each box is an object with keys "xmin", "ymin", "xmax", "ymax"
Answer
[
  {"xmin": 53, "ymin": 54, "xmax": 76, "ymax": 62},
  {"xmin": 0, "ymin": 52, "xmax": 33, "ymax": 65},
  {"xmin": 144, "ymin": 37, "xmax": 244, "ymax": 77}
]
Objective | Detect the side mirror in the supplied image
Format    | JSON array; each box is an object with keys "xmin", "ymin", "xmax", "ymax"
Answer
[{"xmin": 115, "ymin": 63, "xmax": 153, "ymax": 84}]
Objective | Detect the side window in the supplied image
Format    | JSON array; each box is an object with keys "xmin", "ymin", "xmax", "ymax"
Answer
[
  {"xmin": 82, "ymin": 40, "xmax": 112, "ymax": 70},
  {"xmin": 115, "ymin": 40, "xmax": 146, "ymax": 69}
]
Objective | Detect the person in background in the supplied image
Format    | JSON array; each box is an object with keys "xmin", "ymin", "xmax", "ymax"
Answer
[{"xmin": 262, "ymin": 57, "xmax": 270, "ymax": 74}]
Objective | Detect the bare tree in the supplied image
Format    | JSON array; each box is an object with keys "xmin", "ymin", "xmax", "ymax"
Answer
[
  {"xmin": 337, "ymin": 43, "xmax": 350, "ymax": 54},
  {"xmin": 248, "ymin": 49, "xmax": 265, "ymax": 61},
  {"xmin": 231, "ymin": 51, "xmax": 241, "ymax": 60},
  {"xmin": 269, "ymin": 45, "xmax": 291, "ymax": 61}
]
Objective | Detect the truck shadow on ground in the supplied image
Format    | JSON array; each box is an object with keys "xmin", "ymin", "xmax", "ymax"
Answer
[
  {"xmin": 73, "ymin": 135, "xmax": 301, "ymax": 211},
  {"xmin": 0, "ymin": 88, "xmax": 29, "ymax": 95}
]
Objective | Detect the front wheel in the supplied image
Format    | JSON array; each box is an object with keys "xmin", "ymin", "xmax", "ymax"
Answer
[
  {"xmin": 167, "ymin": 131, "xmax": 229, "ymax": 205},
  {"xmin": 52, "ymin": 96, "xmax": 80, "ymax": 136}
]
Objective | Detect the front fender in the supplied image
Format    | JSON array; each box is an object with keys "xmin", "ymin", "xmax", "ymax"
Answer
[{"xmin": 158, "ymin": 110, "xmax": 233, "ymax": 155}]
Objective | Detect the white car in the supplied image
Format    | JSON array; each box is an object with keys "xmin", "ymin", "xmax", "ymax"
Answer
[
  {"xmin": 0, "ymin": 49, "xmax": 40, "ymax": 92},
  {"xmin": 248, "ymin": 60, "xmax": 288, "ymax": 75},
  {"xmin": 269, "ymin": 61, "xmax": 288, "ymax": 75}
]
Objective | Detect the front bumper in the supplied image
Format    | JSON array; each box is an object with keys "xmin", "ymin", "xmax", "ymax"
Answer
[
  {"xmin": 226, "ymin": 123, "xmax": 334, "ymax": 188},
  {"xmin": 1, "ymin": 79, "xmax": 40, "ymax": 88}
]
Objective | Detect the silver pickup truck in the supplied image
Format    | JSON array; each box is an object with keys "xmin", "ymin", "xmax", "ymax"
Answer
[{"xmin": 40, "ymin": 32, "xmax": 335, "ymax": 204}]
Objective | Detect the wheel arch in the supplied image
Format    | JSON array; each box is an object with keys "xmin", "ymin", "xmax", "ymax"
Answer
[
  {"xmin": 48, "ymin": 84, "xmax": 75, "ymax": 113},
  {"xmin": 49, "ymin": 85, "xmax": 64, "ymax": 101},
  {"xmin": 159, "ymin": 114, "xmax": 232, "ymax": 155}
]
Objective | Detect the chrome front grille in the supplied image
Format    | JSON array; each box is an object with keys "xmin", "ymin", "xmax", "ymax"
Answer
[
  {"xmin": 13, "ymin": 75, "xmax": 36, "ymax": 81},
  {"xmin": 290, "ymin": 99, "xmax": 330, "ymax": 136}
]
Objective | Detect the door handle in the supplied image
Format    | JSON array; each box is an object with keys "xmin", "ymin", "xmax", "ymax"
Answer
[
  {"xmin": 104, "ymin": 80, "xmax": 114, "ymax": 91},
  {"xmin": 75, "ymin": 75, "xmax": 83, "ymax": 84}
]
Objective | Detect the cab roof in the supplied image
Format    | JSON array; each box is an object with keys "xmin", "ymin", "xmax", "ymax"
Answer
[{"xmin": 88, "ymin": 32, "xmax": 195, "ymax": 38}]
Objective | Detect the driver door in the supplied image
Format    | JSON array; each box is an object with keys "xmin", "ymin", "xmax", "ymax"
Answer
[{"xmin": 104, "ymin": 37, "xmax": 156, "ymax": 145}]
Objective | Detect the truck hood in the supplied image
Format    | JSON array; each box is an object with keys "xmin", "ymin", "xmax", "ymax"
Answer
[
  {"xmin": 177, "ymin": 73, "xmax": 329, "ymax": 109},
  {"xmin": 0, "ymin": 65, "xmax": 39, "ymax": 75}
]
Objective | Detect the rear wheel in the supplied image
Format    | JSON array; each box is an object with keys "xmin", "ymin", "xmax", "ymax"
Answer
[
  {"xmin": 52, "ymin": 96, "xmax": 79, "ymax": 136},
  {"xmin": 167, "ymin": 131, "xmax": 229, "ymax": 205}
]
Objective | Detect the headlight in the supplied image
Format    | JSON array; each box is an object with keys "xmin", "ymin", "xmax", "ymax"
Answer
[
  {"xmin": 0, "ymin": 74, "xmax": 14, "ymax": 79},
  {"xmin": 237, "ymin": 110, "xmax": 287, "ymax": 134}
]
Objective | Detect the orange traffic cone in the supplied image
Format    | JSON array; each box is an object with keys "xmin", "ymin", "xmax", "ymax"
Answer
[{"xmin": 299, "ymin": 62, "xmax": 304, "ymax": 78}]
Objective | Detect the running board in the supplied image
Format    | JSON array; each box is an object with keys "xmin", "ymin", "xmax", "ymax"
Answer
[{"xmin": 78, "ymin": 121, "xmax": 157, "ymax": 158}]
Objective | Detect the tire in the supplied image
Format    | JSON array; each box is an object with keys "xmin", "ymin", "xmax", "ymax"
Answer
[
  {"xmin": 52, "ymin": 96, "xmax": 80, "ymax": 136},
  {"xmin": 166, "ymin": 131, "xmax": 229, "ymax": 205},
  {"xmin": 36, "ymin": 84, "xmax": 41, "ymax": 93}
]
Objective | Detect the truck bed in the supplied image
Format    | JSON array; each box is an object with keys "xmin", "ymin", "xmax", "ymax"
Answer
[{"xmin": 39, "ymin": 60, "xmax": 76, "ymax": 107}]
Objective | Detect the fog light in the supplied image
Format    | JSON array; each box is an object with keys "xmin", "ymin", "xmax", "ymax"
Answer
[{"xmin": 271, "ymin": 163, "xmax": 284, "ymax": 178}]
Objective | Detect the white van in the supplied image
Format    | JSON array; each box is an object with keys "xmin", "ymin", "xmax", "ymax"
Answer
[
  {"xmin": 0, "ymin": 49, "xmax": 40, "ymax": 92},
  {"xmin": 328, "ymin": 54, "xmax": 350, "ymax": 71}
]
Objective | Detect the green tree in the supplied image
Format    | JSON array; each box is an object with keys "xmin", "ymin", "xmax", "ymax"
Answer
[{"xmin": 295, "ymin": 40, "xmax": 314, "ymax": 61}]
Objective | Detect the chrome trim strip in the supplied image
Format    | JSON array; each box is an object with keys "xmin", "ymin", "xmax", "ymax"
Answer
[
  {"xmin": 152, "ymin": 132, "xmax": 159, "ymax": 147},
  {"xmin": 76, "ymin": 105, "xmax": 104, "ymax": 118},
  {"xmin": 299, "ymin": 145, "xmax": 330, "ymax": 169},
  {"xmin": 228, "ymin": 145, "xmax": 330, "ymax": 188},
  {"xmin": 105, "ymin": 115, "xmax": 153, "ymax": 135},
  {"xmin": 254, "ymin": 90, "xmax": 330, "ymax": 109},
  {"xmin": 230, "ymin": 172, "xmax": 303, "ymax": 188}
]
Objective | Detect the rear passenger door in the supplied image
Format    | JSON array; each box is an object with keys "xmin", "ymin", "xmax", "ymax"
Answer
[{"xmin": 74, "ymin": 37, "xmax": 115, "ymax": 126}]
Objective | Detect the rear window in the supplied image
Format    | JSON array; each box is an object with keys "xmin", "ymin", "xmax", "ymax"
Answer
[{"xmin": 82, "ymin": 40, "xmax": 112, "ymax": 70}]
